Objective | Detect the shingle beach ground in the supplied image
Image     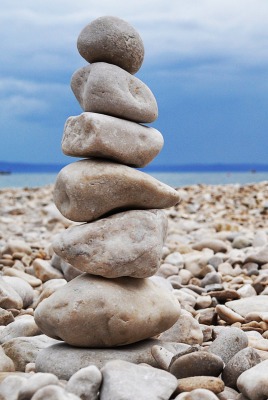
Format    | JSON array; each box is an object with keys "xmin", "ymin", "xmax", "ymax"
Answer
[{"xmin": 0, "ymin": 181, "xmax": 268, "ymax": 399}]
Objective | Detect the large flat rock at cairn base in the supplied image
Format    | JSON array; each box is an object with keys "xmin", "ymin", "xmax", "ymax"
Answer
[
  {"xmin": 53, "ymin": 209, "xmax": 167, "ymax": 278},
  {"xmin": 77, "ymin": 16, "xmax": 144, "ymax": 74},
  {"xmin": 225, "ymin": 296, "xmax": 268, "ymax": 317},
  {"xmin": 62, "ymin": 112, "xmax": 163, "ymax": 167},
  {"xmin": 71, "ymin": 62, "xmax": 158, "ymax": 123},
  {"xmin": 53, "ymin": 159, "xmax": 180, "ymax": 222},
  {"xmin": 35, "ymin": 340, "xmax": 181, "ymax": 380},
  {"xmin": 34, "ymin": 274, "xmax": 181, "ymax": 347}
]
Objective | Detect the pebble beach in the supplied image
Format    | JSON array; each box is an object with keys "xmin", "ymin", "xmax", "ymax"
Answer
[{"xmin": 0, "ymin": 181, "xmax": 268, "ymax": 399}]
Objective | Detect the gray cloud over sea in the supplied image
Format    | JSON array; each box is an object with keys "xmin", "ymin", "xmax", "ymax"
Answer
[{"xmin": 1, "ymin": 0, "xmax": 268, "ymax": 164}]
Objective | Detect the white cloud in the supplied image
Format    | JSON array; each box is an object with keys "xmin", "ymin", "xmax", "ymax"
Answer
[
  {"xmin": 0, "ymin": 0, "xmax": 267, "ymax": 114},
  {"xmin": 1, "ymin": 0, "xmax": 268, "ymax": 71},
  {"xmin": 0, "ymin": 78, "xmax": 68, "ymax": 119}
]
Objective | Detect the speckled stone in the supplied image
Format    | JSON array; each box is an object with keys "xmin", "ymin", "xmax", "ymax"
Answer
[
  {"xmin": 77, "ymin": 16, "xmax": 144, "ymax": 74},
  {"xmin": 34, "ymin": 274, "xmax": 181, "ymax": 347},
  {"xmin": 169, "ymin": 351, "xmax": 224, "ymax": 379},
  {"xmin": 53, "ymin": 209, "xmax": 167, "ymax": 278},
  {"xmin": 208, "ymin": 327, "xmax": 248, "ymax": 364},
  {"xmin": 237, "ymin": 359, "xmax": 268, "ymax": 400},
  {"xmin": 62, "ymin": 112, "xmax": 163, "ymax": 167},
  {"xmin": 53, "ymin": 159, "xmax": 180, "ymax": 222},
  {"xmin": 100, "ymin": 360, "xmax": 177, "ymax": 400},
  {"xmin": 71, "ymin": 62, "xmax": 158, "ymax": 123},
  {"xmin": 35, "ymin": 340, "xmax": 181, "ymax": 380},
  {"xmin": 222, "ymin": 347, "xmax": 261, "ymax": 389}
]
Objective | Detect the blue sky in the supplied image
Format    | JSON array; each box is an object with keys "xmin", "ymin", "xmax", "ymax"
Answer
[{"xmin": 1, "ymin": 0, "xmax": 268, "ymax": 166}]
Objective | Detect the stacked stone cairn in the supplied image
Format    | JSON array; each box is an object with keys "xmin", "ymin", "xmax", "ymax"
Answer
[{"xmin": 34, "ymin": 17, "xmax": 181, "ymax": 353}]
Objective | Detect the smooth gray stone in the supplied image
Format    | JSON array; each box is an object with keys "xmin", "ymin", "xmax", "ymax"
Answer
[
  {"xmin": 53, "ymin": 209, "xmax": 167, "ymax": 278},
  {"xmin": 100, "ymin": 360, "xmax": 177, "ymax": 400},
  {"xmin": 77, "ymin": 16, "xmax": 144, "ymax": 74},
  {"xmin": 0, "ymin": 276, "xmax": 23, "ymax": 310},
  {"xmin": 34, "ymin": 274, "xmax": 181, "ymax": 347},
  {"xmin": 222, "ymin": 347, "xmax": 261, "ymax": 389},
  {"xmin": 35, "ymin": 340, "xmax": 181, "ymax": 380},
  {"xmin": 31, "ymin": 385, "xmax": 80, "ymax": 400},
  {"xmin": 71, "ymin": 62, "xmax": 158, "ymax": 123},
  {"xmin": 208, "ymin": 327, "xmax": 248, "ymax": 364},
  {"xmin": 18, "ymin": 372, "xmax": 59, "ymax": 400},
  {"xmin": 226, "ymin": 296, "xmax": 268, "ymax": 317},
  {"xmin": 2, "ymin": 277, "xmax": 34, "ymax": 309},
  {"xmin": 54, "ymin": 159, "xmax": 180, "ymax": 223},
  {"xmin": 237, "ymin": 359, "xmax": 268, "ymax": 400},
  {"xmin": 169, "ymin": 351, "xmax": 224, "ymax": 379},
  {"xmin": 0, "ymin": 315, "xmax": 41, "ymax": 344},
  {"xmin": 66, "ymin": 365, "xmax": 102, "ymax": 400},
  {"xmin": 0, "ymin": 375, "xmax": 28, "ymax": 400},
  {"xmin": 245, "ymin": 246, "xmax": 268, "ymax": 265},
  {"xmin": 50, "ymin": 254, "xmax": 81, "ymax": 282},
  {"xmin": 2, "ymin": 335, "xmax": 61, "ymax": 371},
  {"xmin": 62, "ymin": 112, "xmax": 163, "ymax": 167}
]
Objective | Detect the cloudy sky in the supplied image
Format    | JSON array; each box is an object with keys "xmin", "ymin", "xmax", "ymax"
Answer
[{"xmin": 1, "ymin": 0, "xmax": 268, "ymax": 167}]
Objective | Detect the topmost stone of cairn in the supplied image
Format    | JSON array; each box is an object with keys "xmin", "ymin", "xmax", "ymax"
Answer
[{"xmin": 77, "ymin": 16, "xmax": 144, "ymax": 74}]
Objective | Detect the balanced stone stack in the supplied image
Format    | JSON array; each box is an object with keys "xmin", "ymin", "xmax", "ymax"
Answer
[{"xmin": 34, "ymin": 17, "xmax": 181, "ymax": 350}]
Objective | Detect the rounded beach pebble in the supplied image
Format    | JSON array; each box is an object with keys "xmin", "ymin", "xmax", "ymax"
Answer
[
  {"xmin": 62, "ymin": 112, "xmax": 163, "ymax": 167},
  {"xmin": 77, "ymin": 16, "xmax": 144, "ymax": 74},
  {"xmin": 71, "ymin": 63, "xmax": 158, "ymax": 123},
  {"xmin": 53, "ymin": 209, "xmax": 167, "ymax": 279},
  {"xmin": 53, "ymin": 159, "xmax": 180, "ymax": 222},
  {"xmin": 34, "ymin": 273, "xmax": 181, "ymax": 347}
]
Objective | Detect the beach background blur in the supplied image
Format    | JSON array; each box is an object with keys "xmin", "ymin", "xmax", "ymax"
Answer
[{"xmin": 0, "ymin": 1, "xmax": 268, "ymax": 187}]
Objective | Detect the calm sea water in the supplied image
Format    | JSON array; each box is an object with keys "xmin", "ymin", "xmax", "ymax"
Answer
[{"xmin": 0, "ymin": 172, "xmax": 268, "ymax": 189}]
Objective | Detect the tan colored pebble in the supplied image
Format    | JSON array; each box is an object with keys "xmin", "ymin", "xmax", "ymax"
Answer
[
  {"xmin": 0, "ymin": 345, "xmax": 15, "ymax": 372},
  {"xmin": 62, "ymin": 112, "xmax": 163, "ymax": 167},
  {"xmin": 32, "ymin": 259, "xmax": 63, "ymax": 282},
  {"xmin": 71, "ymin": 62, "xmax": 158, "ymax": 123},
  {"xmin": 248, "ymin": 337, "xmax": 268, "ymax": 351},
  {"xmin": 34, "ymin": 274, "xmax": 181, "ymax": 347},
  {"xmin": 216, "ymin": 304, "xmax": 245, "ymax": 324},
  {"xmin": 177, "ymin": 376, "xmax": 225, "ymax": 394},
  {"xmin": 151, "ymin": 345, "xmax": 174, "ymax": 370},
  {"xmin": 2, "ymin": 267, "xmax": 42, "ymax": 287},
  {"xmin": 54, "ymin": 159, "xmax": 180, "ymax": 222},
  {"xmin": 25, "ymin": 362, "xmax": 36, "ymax": 373}
]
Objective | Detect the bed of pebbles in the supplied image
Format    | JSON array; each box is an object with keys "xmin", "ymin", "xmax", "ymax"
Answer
[{"xmin": 0, "ymin": 180, "xmax": 268, "ymax": 399}]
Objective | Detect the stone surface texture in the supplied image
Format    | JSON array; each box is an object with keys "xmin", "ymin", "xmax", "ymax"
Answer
[
  {"xmin": 208, "ymin": 327, "xmax": 248, "ymax": 364},
  {"xmin": 100, "ymin": 360, "xmax": 177, "ymax": 400},
  {"xmin": 177, "ymin": 376, "xmax": 225, "ymax": 394},
  {"xmin": 222, "ymin": 347, "xmax": 261, "ymax": 389},
  {"xmin": 77, "ymin": 16, "xmax": 144, "ymax": 74},
  {"xmin": 159, "ymin": 309, "xmax": 203, "ymax": 345},
  {"xmin": 53, "ymin": 159, "xmax": 180, "ymax": 222},
  {"xmin": 226, "ymin": 296, "xmax": 268, "ymax": 317},
  {"xmin": 237, "ymin": 360, "xmax": 268, "ymax": 400},
  {"xmin": 169, "ymin": 351, "xmax": 224, "ymax": 379},
  {"xmin": 35, "ymin": 340, "xmax": 180, "ymax": 379},
  {"xmin": 71, "ymin": 62, "xmax": 158, "ymax": 123},
  {"xmin": 62, "ymin": 112, "xmax": 163, "ymax": 167},
  {"xmin": 66, "ymin": 365, "xmax": 102, "ymax": 400},
  {"xmin": 34, "ymin": 274, "xmax": 181, "ymax": 347},
  {"xmin": 2, "ymin": 335, "xmax": 60, "ymax": 371},
  {"xmin": 53, "ymin": 209, "xmax": 167, "ymax": 278}
]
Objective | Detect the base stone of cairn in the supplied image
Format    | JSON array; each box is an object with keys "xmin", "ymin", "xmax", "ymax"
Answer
[{"xmin": 34, "ymin": 16, "xmax": 181, "ymax": 375}]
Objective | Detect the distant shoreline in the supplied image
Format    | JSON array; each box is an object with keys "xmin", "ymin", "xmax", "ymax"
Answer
[{"xmin": 1, "ymin": 161, "xmax": 268, "ymax": 174}]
